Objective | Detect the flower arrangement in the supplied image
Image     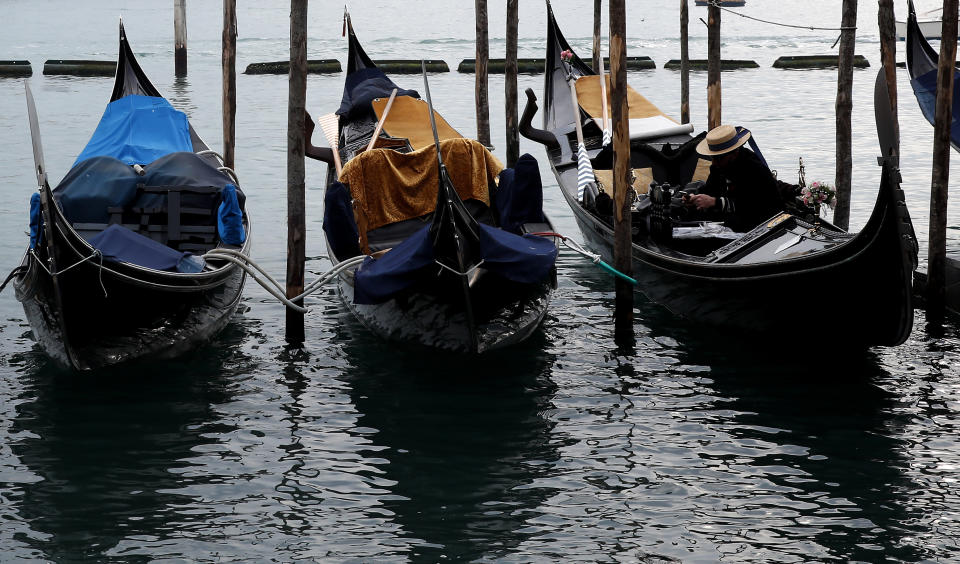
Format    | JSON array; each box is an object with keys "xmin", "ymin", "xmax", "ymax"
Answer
[
  {"xmin": 801, "ymin": 181, "xmax": 837, "ymax": 210},
  {"xmin": 560, "ymin": 49, "xmax": 573, "ymax": 62}
]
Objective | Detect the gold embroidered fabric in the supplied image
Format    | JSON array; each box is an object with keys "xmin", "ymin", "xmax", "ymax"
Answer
[
  {"xmin": 339, "ymin": 137, "xmax": 504, "ymax": 253},
  {"xmin": 574, "ymin": 75, "xmax": 677, "ymax": 123}
]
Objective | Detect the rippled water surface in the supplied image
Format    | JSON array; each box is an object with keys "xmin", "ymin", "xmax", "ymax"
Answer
[{"xmin": 2, "ymin": 1, "xmax": 960, "ymax": 562}]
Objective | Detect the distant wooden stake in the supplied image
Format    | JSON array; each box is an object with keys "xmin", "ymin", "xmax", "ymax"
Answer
[
  {"xmin": 680, "ymin": 0, "xmax": 690, "ymax": 124},
  {"xmin": 174, "ymin": 0, "xmax": 187, "ymax": 77},
  {"xmin": 833, "ymin": 0, "xmax": 857, "ymax": 231},
  {"xmin": 505, "ymin": 0, "xmax": 519, "ymax": 167},
  {"xmin": 927, "ymin": 0, "xmax": 959, "ymax": 330},
  {"xmin": 223, "ymin": 0, "xmax": 237, "ymax": 170},
  {"xmin": 593, "ymin": 0, "xmax": 602, "ymax": 73},
  {"xmin": 286, "ymin": 0, "xmax": 308, "ymax": 343},
  {"xmin": 706, "ymin": 2, "xmax": 721, "ymax": 129},
  {"xmin": 878, "ymin": 0, "xmax": 899, "ymax": 157},
  {"xmin": 610, "ymin": 0, "xmax": 633, "ymax": 341},
  {"xmin": 475, "ymin": 0, "xmax": 491, "ymax": 147}
]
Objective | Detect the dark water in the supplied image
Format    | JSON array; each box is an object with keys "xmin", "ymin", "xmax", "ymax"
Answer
[{"xmin": 2, "ymin": 1, "xmax": 960, "ymax": 562}]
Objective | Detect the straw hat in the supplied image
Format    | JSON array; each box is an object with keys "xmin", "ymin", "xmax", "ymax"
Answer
[{"xmin": 696, "ymin": 124, "xmax": 750, "ymax": 156}]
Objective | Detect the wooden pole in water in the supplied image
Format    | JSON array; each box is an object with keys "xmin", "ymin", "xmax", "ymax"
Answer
[
  {"xmin": 706, "ymin": 1, "xmax": 721, "ymax": 129},
  {"xmin": 286, "ymin": 0, "xmax": 307, "ymax": 343},
  {"xmin": 609, "ymin": 0, "xmax": 633, "ymax": 341},
  {"xmin": 222, "ymin": 0, "xmax": 237, "ymax": 170},
  {"xmin": 927, "ymin": 0, "xmax": 959, "ymax": 330},
  {"xmin": 505, "ymin": 0, "xmax": 519, "ymax": 167},
  {"xmin": 878, "ymin": 0, "xmax": 899, "ymax": 157},
  {"xmin": 833, "ymin": 0, "xmax": 857, "ymax": 231},
  {"xmin": 174, "ymin": 0, "xmax": 187, "ymax": 77},
  {"xmin": 680, "ymin": 0, "xmax": 690, "ymax": 124},
  {"xmin": 593, "ymin": 0, "xmax": 602, "ymax": 73},
  {"xmin": 475, "ymin": 0, "xmax": 491, "ymax": 147}
]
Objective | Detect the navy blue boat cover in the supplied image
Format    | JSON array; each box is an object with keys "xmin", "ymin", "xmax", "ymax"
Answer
[
  {"xmin": 494, "ymin": 153, "xmax": 547, "ymax": 234},
  {"xmin": 89, "ymin": 224, "xmax": 193, "ymax": 272},
  {"xmin": 910, "ymin": 69, "xmax": 960, "ymax": 150},
  {"xmin": 73, "ymin": 95, "xmax": 193, "ymax": 167},
  {"xmin": 352, "ymin": 224, "xmax": 557, "ymax": 305},
  {"xmin": 337, "ymin": 67, "xmax": 419, "ymax": 118},
  {"xmin": 323, "ymin": 181, "xmax": 361, "ymax": 258}
]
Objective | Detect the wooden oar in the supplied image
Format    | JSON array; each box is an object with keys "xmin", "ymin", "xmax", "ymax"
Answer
[
  {"xmin": 316, "ymin": 113, "xmax": 342, "ymax": 176},
  {"xmin": 562, "ymin": 53, "xmax": 597, "ymax": 203},
  {"xmin": 366, "ymin": 88, "xmax": 398, "ymax": 152},
  {"xmin": 598, "ymin": 55, "xmax": 611, "ymax": 146}
]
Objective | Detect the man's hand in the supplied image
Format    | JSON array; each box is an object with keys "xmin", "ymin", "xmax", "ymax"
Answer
[{"xmin": 687, "ymin": 193, "xmax": 716, "ymax": 211}]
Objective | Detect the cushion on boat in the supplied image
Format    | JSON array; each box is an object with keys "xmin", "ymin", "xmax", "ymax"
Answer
[
  {"xmin": 339, "ymin": 137, "xmax": 503, "ymax": 253},
  {"xmin": 575, "ymin": 75, "xmax": 674, "ymax": 122},
  {"xmin": 494, "ymin": 153, "xmax": 546, "ymax": 234},
  {"xmin": 53, "ymin": 155, "xmax": 141, "ymax": 224},
  {"xmin": 89, "ymin": 223, "xmax": 199, "ymax": 272},
  {"xmin": 371, "ymin": 95, "xmax": 464, "ymax": 151},
  {"xmin": 593, "ymin": 167, "xmax": 654, "ymax": 196},
  {"xmin": 337, "ymin": 67, "xmax": 419, "ymax": 119}
]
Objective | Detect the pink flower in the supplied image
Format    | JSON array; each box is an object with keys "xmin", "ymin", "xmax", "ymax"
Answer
[{"xmin": 561, "ymin": 49, "xmax": 573, "ymax": 62}]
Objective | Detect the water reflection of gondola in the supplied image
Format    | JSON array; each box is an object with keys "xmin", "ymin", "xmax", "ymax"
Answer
[
  {"xmin": 617, "ymin": 327, "xmax": 928, "ymax": 562},
  {"xmin": 7, "ymin": 327, "xmax": 249, "ymax": 562},
  {"xmin": 338, "ymin": 324, "xmax": 564, "ymax": 561}
]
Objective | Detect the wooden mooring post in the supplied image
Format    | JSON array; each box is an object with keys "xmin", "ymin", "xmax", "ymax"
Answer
[
  {"xmin": 833, "ymin": 0, "xmax": 857, "ymax": 231},
  {"xmin": 707, "ymin": 1, "xmax": 721, "ymax": 129},
  {"xmin": 223, "ymin": 0, "xmax": 237, "ymax": 170},
  {"xmin": 680, "ymin": 0, "xmax": 690, "ymax": 124},
  {"xmin": 927, "ymin": 0, "xmax": 959, "ymax": 331},
  {"xmin": 878, "ymin": 0, "xmax": 899, "ymax": 157},
  {"xmin": 610, "ymin": 0, "xmax": 633, "ymax": 341},
  {"xmin": 475, "ymin": 0, "xmax": 491, "ymax": 147},
  {"xmin": 593, "ymin": 0, "xmax": 602, "ymax": 73},
  {"xmin": 286, "ymin": 0, "xmax": 308, "ymax": 343},
  {"xmin": 505, "ymin": 0, "xmax": 519, "ymax": 167},
  {"xmin": 174, "ymin": 0, "xmax": 187, "ymax": 77}
]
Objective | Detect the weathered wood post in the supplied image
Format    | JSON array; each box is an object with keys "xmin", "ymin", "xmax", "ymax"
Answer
[
  {"xmin": 610, "ymin": 0, "xmax": 633, "ymax": 341},
  {"xmin": 223, "ymin": 0, "xmax": 237, "ymax": 170},
  {"xmin": 174, "ymin": 0, "xmax": 187, "ymax": 77},
  {"xmin": 878, "ymin": 0, "xmax": 899, "ymax": 156},
  {"xmin": 680, "ymin": 0, "xmax": 690, "ymax": 124},
  {"xmin": 593, "ymin": 0, "xmax": 602, "ymax": 73},
  {"xmin": 927, "ymin": 0, "xmax": 959, "ymax": 330},
  {"xmin": 505, "ymin": 0, "xmax": 519, "ymax": 167},
  {"xmin": 833, "ymin": 0, "xmax": 858, "ymax": 230},
  {"xmin": 475, "ymin": 0, "xmax": 491, "ymax": 147},
  {"xmin": 286, "ymin": 0, "xmax": 308, "ymax": 343},
  {"xmin": 706, "ymin": 1, "xmax": 721, "ymax": 129}
]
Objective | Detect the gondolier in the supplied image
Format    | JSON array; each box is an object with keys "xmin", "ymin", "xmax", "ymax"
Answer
[{"xmin": 685, "ymin": 124, "xmax": 783, "ymax": 232}]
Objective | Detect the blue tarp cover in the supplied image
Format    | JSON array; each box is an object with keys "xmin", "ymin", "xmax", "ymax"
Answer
[
  {"xmin": 911, "ymin": 68, "xmax": 960, "ymax": 149},
  {"xmin": 89, "ymin": 223, "xmax": 191, "ymax": 272},
  {"xmin": 29, "ymin": 192, "xmax": 42, "ymax": 249},
  {"xmin": 218, "ymin": 184, "xmax": 246, "ymax": 245},
  {"xmin": 353, "ymin": 223, "xmax": 557, "ymax": 305},
  {"xmin": 73, "ymin": 95, "xmax": 194, "ymax": 167}
]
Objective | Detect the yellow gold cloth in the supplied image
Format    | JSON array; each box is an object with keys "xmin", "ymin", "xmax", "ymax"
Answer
[
  {"xmin": 339, "ymin": 138, "xmax": 504, "ymax": 253},
  {"xmin": 372, "ymin": 95, "xmax": 463, "ymax": 151}
]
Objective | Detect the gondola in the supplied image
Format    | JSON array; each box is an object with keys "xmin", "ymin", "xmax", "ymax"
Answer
[
  {"xmin": 519, "ymin": 4, "xmax": 918, "ymax": 347},
  {"xmin": 905, "ymin": 0, "xmax": 960, "ymax": 152},
  {"xmin": 13, "ymin": 22, "xmax": 250, "ymax": 370},
  {"xmin": 306, "ymin": 15, "xmax": 558, "ymax": 353}
]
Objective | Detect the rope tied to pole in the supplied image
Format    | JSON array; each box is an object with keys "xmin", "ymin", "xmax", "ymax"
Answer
[{"xmin": 703, "ymin": 0, "xmax": 857, "ymax": 32}]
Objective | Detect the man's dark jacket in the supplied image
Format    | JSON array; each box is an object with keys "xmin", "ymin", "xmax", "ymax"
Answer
[{"xmin": 701, "ymin": 148, "xmax": 783, "ymax": 232}]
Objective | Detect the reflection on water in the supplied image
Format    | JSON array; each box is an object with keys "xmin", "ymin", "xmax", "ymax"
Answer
[
  {"xmin": 339, "ymin": 325, "xmax": 565, "ymax": 561},
  {"xmin": 7, "ymin": 336, "xmax": 245, "ymax": 562}
]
